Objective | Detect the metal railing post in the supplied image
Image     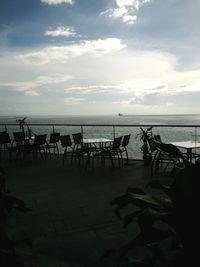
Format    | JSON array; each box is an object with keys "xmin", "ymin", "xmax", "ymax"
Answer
[
  {"xmin": 113, "ymin": 126, "xmax": 115, "ymax": 139},
  {"xmin": 195, "ymin": 126, "xmax": 197, "ymax": 144}
]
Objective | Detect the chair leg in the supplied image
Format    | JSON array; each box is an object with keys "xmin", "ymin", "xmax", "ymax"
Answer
[
  {"xmin": 125, "ymin": 148, "xmax": 129, "ymax": 165},
  {"xmin": 117, "ymin": 153, "xmax": 121, "ymax": 168},
  {"xmin": 109, "ymin": 154, "xmax": 114, "ymax": 170},
  {"xmin": 119, "ymin": 151, "xmax": 123, "ymax": 167},
  {"xmin": 56, "ymin": 143, "xmax": 59, "ymax": 157},
  {"xmin": 62, "ymin": 150, "xmax": 66, "ymax": 167}
]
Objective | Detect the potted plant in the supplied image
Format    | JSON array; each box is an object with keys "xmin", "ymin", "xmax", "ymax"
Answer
[
  {"xmin": 103, "ymin": 148, "xmax": 199, "ymax": 266},
  {"xmin": 0, "ymin": 167, "xmax": 32, "ymax": 266},
  {"xmin": 16, "ymin": 117, "xmax": 27, "ymax": 133},
  {"xmin": 137, "ymin": 127, "xmax": 153, "ymax": 165},
  {"xmin": 16, "ymin": 117, "xmax": 32, "ymax": 138}
]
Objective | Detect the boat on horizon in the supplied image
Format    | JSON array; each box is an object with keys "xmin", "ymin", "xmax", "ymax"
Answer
[{"xmin": 118, "ymin": 113, "xmax": 123, "ymax": 116}]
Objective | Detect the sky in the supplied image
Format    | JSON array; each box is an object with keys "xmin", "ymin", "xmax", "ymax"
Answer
[{"xmin": 0, "ymin": 0, "xmax": 200, "ymax": 116}]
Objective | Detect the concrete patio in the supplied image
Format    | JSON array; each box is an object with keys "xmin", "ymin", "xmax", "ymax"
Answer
[{"xmin": 1, "ymin": 155, "xmax": 152, "ymax": 267}]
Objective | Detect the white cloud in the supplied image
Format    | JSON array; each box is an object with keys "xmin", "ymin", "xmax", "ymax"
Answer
[
  {"xmin": 65, "ymin": 84, "xmax": 121, "ymax": 94},
  {"xmin": 65, "ymin": 74, "xmax": 200, "ymax": 108},
  {"xmin": 25, "ymin": 91, "xmax": 40, "ymax": 96},
  {"xmin": 1, "ymin": 38, "xmax": 200, "ymax": 114},
  {"xmin": 64, "ymin": 97, "xmax": 85, "ymax": 105},
  {"xmin": 65, "ymin": 80, "xmax": 168, "ymax": 98},
  {"xmin": 116, "ymin": 0, "xmax": 151, "ymax": 9},
  {"xmin": 41, "ymin": 0, "xmax": 74, "ymax": 5},
  {"xmin": 100, "ymin": 0, "xmax": 152, "ymax": 24},
  {"xmin": 0, "ymin": 73, "xmax": 74, "ymax": 95},
  {"xmin": 17, "ymin": 38, "xmax": 126, "ymax": 65},
  {"xmin": 44, "ymin": 26, "xmax": 76, "ymax": 37}
]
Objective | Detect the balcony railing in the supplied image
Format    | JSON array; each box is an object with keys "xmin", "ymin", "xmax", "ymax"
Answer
[{"xmin": 1, "ymin": 123, "xmax": 200, "ymax": 159}]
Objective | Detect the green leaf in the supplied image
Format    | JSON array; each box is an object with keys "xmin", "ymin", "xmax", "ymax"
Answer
[
  {"xmin": 123, "ymin": 210, "xmax": 142, "ymax": 228},
  {"xmin": 127, "ymin": 187, "xmax": 146, "ymax": 195},
  {"xmin": 127, "ymin": 193, "xmax": 163, "ymax": 209},
  {"xmin": 148, "ymin": 180, "xmax": 171, "ymax": 196},
  {"xmin": 147, "ymin": 126, "xmax": 153, "ymax": 131}
]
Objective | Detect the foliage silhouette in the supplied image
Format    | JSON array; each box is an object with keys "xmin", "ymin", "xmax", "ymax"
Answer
[
  {"xmin": 103, "ymin": 145, "xmax": 200, "ymax": 266},
  {"xmin": 0, "ymin": 167, "xmax": 32, "ymax": 266}
]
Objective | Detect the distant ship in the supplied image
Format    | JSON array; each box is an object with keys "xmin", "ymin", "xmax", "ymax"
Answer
[{"xmin": 118, "ymin": 113, "xmax": 123, "ymax": 116}]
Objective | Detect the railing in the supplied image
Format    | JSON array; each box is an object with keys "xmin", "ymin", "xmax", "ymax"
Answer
[{"xmin": 1, "ymin": 123, "xmax": 200, "ymax": 159}]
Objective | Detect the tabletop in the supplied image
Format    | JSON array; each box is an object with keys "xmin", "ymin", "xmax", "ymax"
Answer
[
  {"xmin": 82, "ymin": 138, "xmax": 113, "ymax": 144},
  {"xmin": 172, "ymin": 141, "xmax": 200, "ymax": 149}
]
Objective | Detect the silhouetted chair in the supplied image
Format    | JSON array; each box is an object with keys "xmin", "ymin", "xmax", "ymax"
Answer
[
  {"xmin": 0, "ymin": 132, "xmax": 12, "ymax": 160},
  {"xmin": 18, "ymin": 134, "xmax": 47, "ymax": 161},
  {"xmin": 45, "ymin": 132, "xmax": 60, "ymax": 159},
  {"xmin": 93, "ymin": 136, "xmax": 123, "ymax": 170},
  {"xmin": 10, "ymin": 131, "xmax": 26, "ymax": 160},
  {"xmin": 12, "ymin": 131, "xmax": 26, "ymax": 145},
  {"xmin": 150, "ymin": 141, "xmax": 183, "ymax": 178},
  {"xmin": 119, "ymin": 134, "xmax": 131, "ymax": 166},
  {"xmin": 60, "ymin": 135, "xmax": 73, "ymax": 167},
  {"xmin": 72, "ymin": 132, "xmax": 82, "ymax": 148},
  {"xmin": 32, "ymin": 134, "xmax": 47, "ymax": 160},
  {"xmin": 72, "ymin": 132, "xmax": 89, "ymax": 165}
]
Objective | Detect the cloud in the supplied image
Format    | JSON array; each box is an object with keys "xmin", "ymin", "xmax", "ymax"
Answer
[
  {"xmin": 100, "ymin": 0, "xmax": 152, "ymax": 24},
  {"xmin": 65, "ymin": 80, "xmax": 169, "ymax": 101},
  {"xmin": 64, "ymin": 73, "xmax": 200, "ymax": 108},
  {"xmin": 65, "ymin": 84, "xmax": 121, "ymax": 94},
  {"xmin": 41, "ymin": 0, "xmax": 74, "ymax": 5},
  {"xmin": 64, "ymin": 97, "xmax": 85, "ymax": 105},
  {"xmin": 25, "ymin": 91, "xmax": 40, "ymax": 96},
  {"xmin": 1, "ymin": 35, "xmax": 200, "ymax": 114},
  {"xmin": 17, "ymin": 38, "xmax": 126, "ymax": 65},
  {"xmin": 0, "ymin": 73, "xmax": 74, "ymax": 95},
  {"xmin": 44, "ymin": 26, "xmax": 76, "ymax": 37}
]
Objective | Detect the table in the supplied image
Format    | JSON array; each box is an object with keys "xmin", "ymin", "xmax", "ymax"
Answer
[
  {"xmin": 83, "ymin": 138, "xmax": 113, "ymax": 148},
  {"xmin": 172, "ymin": 141, "xmax": 200, "ymax": 162},
  {"xmin": 82, "ymin": 138, "xmax": 113, "ymax": 168}
]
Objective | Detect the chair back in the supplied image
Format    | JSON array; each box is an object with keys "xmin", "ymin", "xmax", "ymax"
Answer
[
  {"xmin": 156, "ymin": 142, "xmax": 183, "ymax": 158},
  {"xmin": 72, "ymin": 133, "xmax": 83, "ymax": 145},
  {"xmin": 49, "ymin": 132, "xmax": 60, "ymax": 144},
  {"xmin": 154, "ymin": 135, "xmax": 162, "ymax": 142},
  {"xmin": 112, "ymin": 136, "xmax": 122, "ymax": 150},
  {"xmin": 34, "ymin": 134, "xmax": 47, "ymax": 146},
  {"xmin": 60, "ymin": 135, "xmax": 72, "ymax": 148},
  {"xmin": 13, "ymin": 132, "xmax": 25, "ymax": 144},
  {"xmin": 148, "ymin": 135, "xmax": 162, "ymax": 153},
  {"xmin": 122, "ymin": 134, "xmax": 131, "ymax": 147},
  {"xmin": 0, "ymin": 132, "xmax": 11, "ymax": 145}
]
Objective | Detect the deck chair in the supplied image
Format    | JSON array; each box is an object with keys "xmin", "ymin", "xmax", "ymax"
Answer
[
  {"xmin": 150, "ymin": 141, "xmax": 183, "ymax": 178},
  {"xmin": 0, "ymin": 132, "xmax": 12, "ymax": 160},
  {"xmin": 18, "ymin": 134, "xmax": 47, "ymax": 161},
  {"xmin": 119, "ymin": 134, "xmax": 131, "ymax": 166},
  {"xmin": 72, "ymin": 132, "xmax": 88, "ymax": 165},
  {"xmin": 94, "ymin": 136, "xmax": 123, "ymax": 170},
  {"xmin": 13, "ymin": 131, "xmax": 26, "ymax": 145},
  {"xmin": 60, "ymin": 135, "xmax": 73, "ymax": 167},
  {"xmin": 45, "ymin": 132, "xmax": 60, "ymax": 159},
  {"xmin": 32, "ymin": 134, "xmax": 47, "ymax": 160},
  {"xmin": 11, "ymin": 131, "xmax": 26, "ymax": 160}
]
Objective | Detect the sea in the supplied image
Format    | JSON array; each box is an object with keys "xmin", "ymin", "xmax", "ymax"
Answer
[{"xmin": 1, "ymin": 114, "xmax": 200, "ymax": 159}]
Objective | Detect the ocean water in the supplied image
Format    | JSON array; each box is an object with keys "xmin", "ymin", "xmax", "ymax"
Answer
[{"xmin": 1, "ymin": 114, "xmax": 200, "ymax": 159}]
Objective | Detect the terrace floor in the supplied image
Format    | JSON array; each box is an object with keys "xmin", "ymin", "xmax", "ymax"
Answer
[{"xmin": 1, "ymin": 155, "xmax": 162, "ymax": 267}]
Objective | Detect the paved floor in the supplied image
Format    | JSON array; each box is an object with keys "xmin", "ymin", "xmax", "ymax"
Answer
[{"xmin": 1, "ymin": 156, "xmax": 151, "ymax": 267}]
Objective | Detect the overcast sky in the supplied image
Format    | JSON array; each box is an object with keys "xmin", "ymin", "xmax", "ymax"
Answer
[{"xmin": 0, "ymin": 0, "xmax": 200, "ymax": 116}]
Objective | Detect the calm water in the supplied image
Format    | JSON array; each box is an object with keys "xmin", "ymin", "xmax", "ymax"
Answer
[{"xmin": 1, "ymin": 114, "xmax": 200, "ymax": 158}]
